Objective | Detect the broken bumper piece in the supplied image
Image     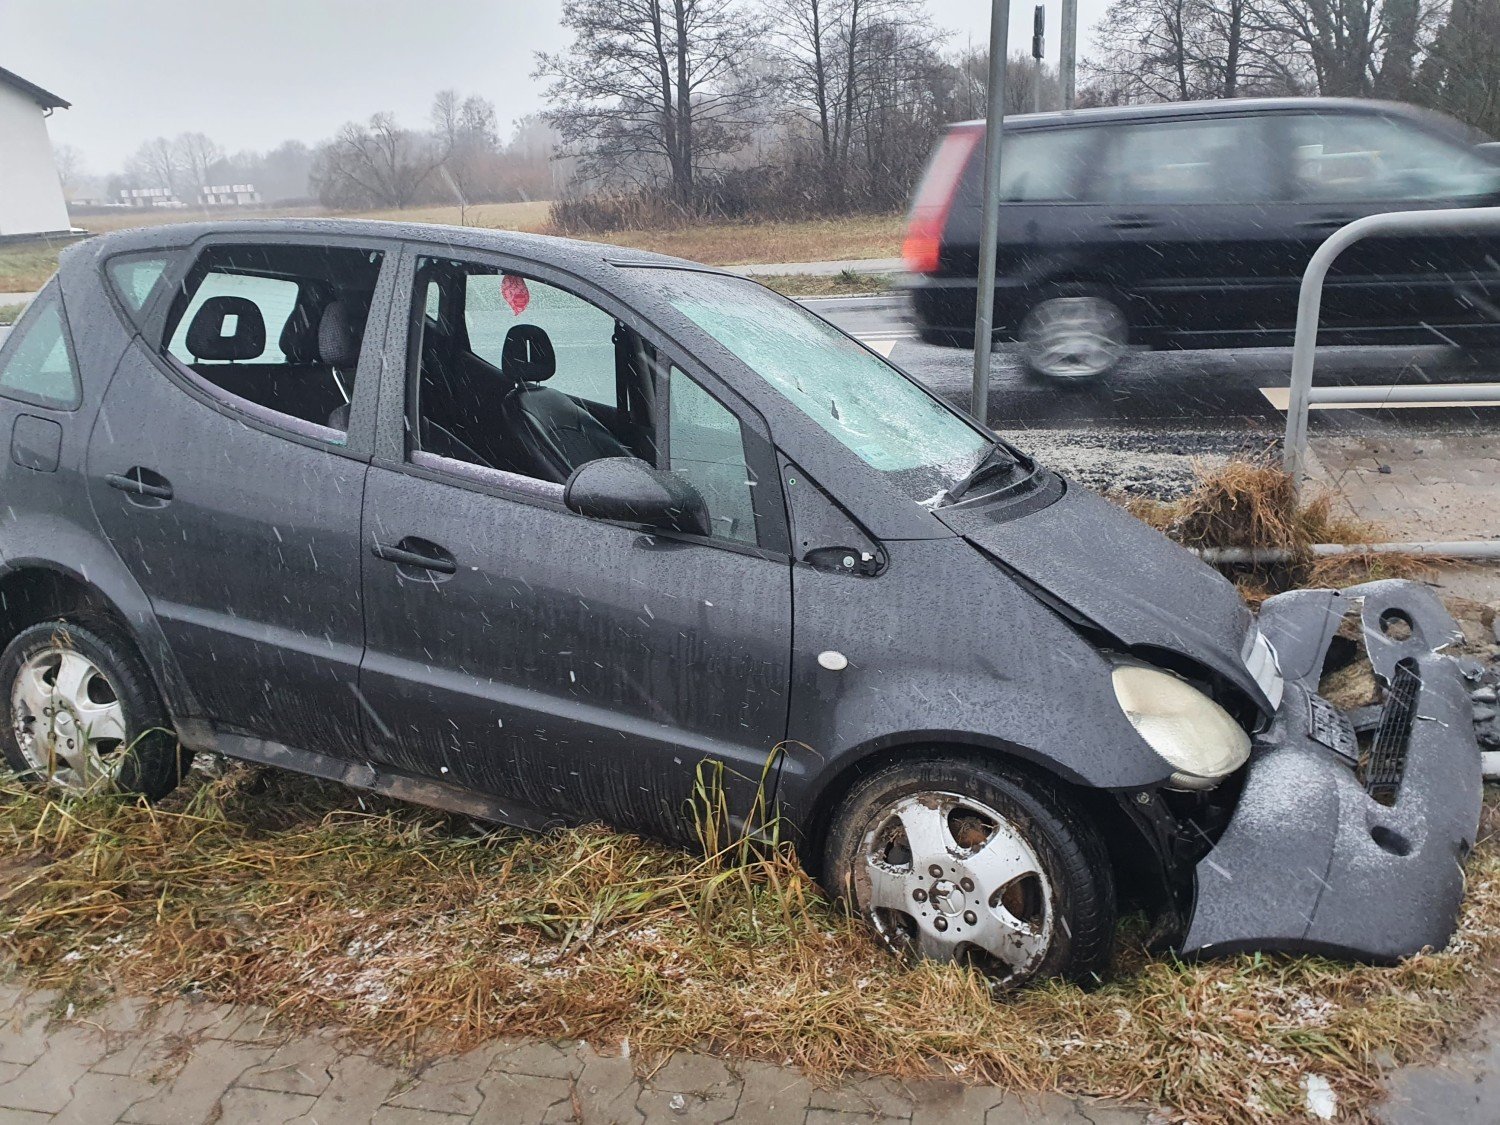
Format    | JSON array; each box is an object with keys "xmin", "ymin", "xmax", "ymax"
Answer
[{"xmin": 1179, "ymin": 580, "xmax": 1483, "ymax": 963}]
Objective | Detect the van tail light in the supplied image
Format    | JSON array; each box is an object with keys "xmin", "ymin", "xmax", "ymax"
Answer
[{"xmin": 902, "ymin": 124, "xmax": 982, "ymax": 275}]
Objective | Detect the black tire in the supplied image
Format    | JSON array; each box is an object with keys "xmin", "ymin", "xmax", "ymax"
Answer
[
  {"xmin": 0, "ymin": 619, "xmax": 188, "ymax": 801},
  {"xmin": 822, "ymin": 754, "xmax": 1115, "ymax": 986}
]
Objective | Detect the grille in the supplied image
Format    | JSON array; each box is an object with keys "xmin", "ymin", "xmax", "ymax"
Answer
[{"xmin": 1362, "ymin": 658, "xmax": 1419, "ymax": 806}]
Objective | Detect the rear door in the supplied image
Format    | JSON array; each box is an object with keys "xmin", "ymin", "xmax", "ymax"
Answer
[
  {"xmin": 1269, "ymin": 109, "xmax": 1500, "ymax": 341},
  {"xmin": 356, "ymin": 246, "xmax": 793, "ymax": 841},
  {"xmin": 1090, "ymin": 113, "xmax": 1286, "ymax": 343},
  {"xmin": 86, "ymin": 236, "xmax": 394, "ymax": 759}
]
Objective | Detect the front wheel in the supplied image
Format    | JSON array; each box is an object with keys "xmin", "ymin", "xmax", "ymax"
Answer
[
  {"xmin": 1019, "ymin": 295, "xmax": 1128, "ymax": 381},
  {"xmin": 822, "ymin": 756, "xmax": 1115, "ymax": 987},
  {"xmin": 1, "ymin": 620, "xmax": 187, "ymax": 800}
]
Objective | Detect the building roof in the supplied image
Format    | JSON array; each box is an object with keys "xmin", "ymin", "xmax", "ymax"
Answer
[{"xmin": 0, "ymin": 65, "xmax": 70, "ymax": 110}]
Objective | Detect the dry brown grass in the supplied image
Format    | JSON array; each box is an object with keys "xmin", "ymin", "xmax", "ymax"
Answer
[
  {"xmin": 569, "ymin": 214, "xmax": 905, "ymax": 266},
  {"xmin": 755, "ymin": 270, "xmax": 894, "ymax": 298},
  {"xmin": 5, "ymin": 766, "xmax": 1500, "ymax": 1123},
  {"xmin": 1120, "ymin": 458, "xmax": 1441, "ymax": 603}
]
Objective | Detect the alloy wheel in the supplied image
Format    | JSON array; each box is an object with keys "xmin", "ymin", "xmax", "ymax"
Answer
[
  {"xmin": 1019, "ymin": 296, "xmax": 1127, "ymax": 380},
  {"xmin": 9, "ymin": 645, "xmax": 129, "ymax": 790},
  {"xmin": 855, "ymin": 791, "xmax": 1054, "ymax": 984}
]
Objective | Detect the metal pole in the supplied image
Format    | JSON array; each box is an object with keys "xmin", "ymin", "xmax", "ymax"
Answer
[
  {"xmin": 1031, "ymin": 5, "xmax": 1045, "ymax": 113},
  {"xmin": 1059, "ymin": 0, "xmax": 1077, "ymax": 108},
  {"xmin": 1282, "ymin": 206, "xmax": 1500, "ymax": 494},
  {"xmin": 970, "ymin": 0, "xmax": 1010, "ymax": 428}
]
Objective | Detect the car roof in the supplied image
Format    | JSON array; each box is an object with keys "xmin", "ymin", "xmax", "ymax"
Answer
[
  {"xmin": 83, "ymin": 218, "xmax": 715, "ymax": 280},
  {"xmin": 951, "ymin": 96, "xmax": 1448, "ymax": 133}
]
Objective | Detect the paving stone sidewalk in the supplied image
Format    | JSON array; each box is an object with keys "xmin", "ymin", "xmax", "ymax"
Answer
[{"xmin": 0, "ymin": 981, "xmax": 1148, "ymax": 1125}]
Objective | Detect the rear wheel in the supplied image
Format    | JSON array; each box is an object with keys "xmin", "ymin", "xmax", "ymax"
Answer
[
  {"xmin": 1019, "ymin": 295, "xmax": 1128, "ymax": 381},
  {"xmin": 822, "ymin": 755, "xmax": 1115, "ymax": 987},
  {"xmin": 1, "ymin": 620, "xmax": 187, "ymax": 800}
]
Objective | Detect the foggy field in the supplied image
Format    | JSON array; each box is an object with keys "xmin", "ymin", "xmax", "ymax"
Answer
[{"xmin": 0, "ymin": 205, "xmax": 903, "ymax": 295}]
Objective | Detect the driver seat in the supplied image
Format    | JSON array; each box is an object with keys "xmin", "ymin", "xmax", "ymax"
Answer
[{"xmin": 497, "ymin": 324, "xmax": 630, "ymax": 482}]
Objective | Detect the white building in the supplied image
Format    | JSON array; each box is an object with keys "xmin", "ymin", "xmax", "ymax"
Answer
[{"xmin": 0, "ymin": 66, "xmax": 71, "ymax": 240}]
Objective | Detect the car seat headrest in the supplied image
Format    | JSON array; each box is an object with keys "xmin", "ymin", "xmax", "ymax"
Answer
[
  {"xmin": 318, "ymin": 300, "xmax": 365, "ymax": 369},
  {"xmin": 185, "ymin": 296, "xmax": 266, "ymax": 362},
  {"xmin": 501, "ymin": 324, "xmax": 556, "ymax": 383}
]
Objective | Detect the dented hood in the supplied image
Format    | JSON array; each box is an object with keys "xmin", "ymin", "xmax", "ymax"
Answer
[{"xmin": 938, "ymin": 480, "xmax": 1268, "ymax": 708}]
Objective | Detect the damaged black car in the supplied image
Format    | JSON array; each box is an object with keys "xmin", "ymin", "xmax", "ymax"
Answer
[{"xmin": 0, "ymin": 221, "xmax": 1482, "ymax": 986}]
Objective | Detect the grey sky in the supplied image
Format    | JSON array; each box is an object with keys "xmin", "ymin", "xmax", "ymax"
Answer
[{"xmin": 0, "ymin": 0, "xmax": 1109, "ymax": 175}]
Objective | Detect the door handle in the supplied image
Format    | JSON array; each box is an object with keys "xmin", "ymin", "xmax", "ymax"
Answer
[
  {"xmin": 370, "ymin": 539, "xmax": 457, "ymax": 574},
  {"xmin": 105, "ymin": 470, "xmax": 173, "ymax": 502},
  {"xmin": 1107, "ymin": 214, "xmax": 1158, "ymax": 231}
]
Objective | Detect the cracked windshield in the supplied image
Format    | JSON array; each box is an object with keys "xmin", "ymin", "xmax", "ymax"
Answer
[{"xmin": 2, "ymin": 0, "xmax": 1499, "ymax": 1122}]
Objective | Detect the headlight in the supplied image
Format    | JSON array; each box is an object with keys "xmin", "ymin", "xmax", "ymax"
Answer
[{"xmin": 1111, "ymin": 665, "xmax": 1251, "ymax": 790}]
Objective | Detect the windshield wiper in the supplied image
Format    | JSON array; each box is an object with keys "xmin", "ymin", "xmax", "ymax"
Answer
[{"xmin": 942, "ymin": 441, "xmax": 1022, "ymax": 506}]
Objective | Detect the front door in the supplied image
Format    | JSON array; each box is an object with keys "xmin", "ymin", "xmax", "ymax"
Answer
[
  {"xmin": 87, "ymin": 237, "xmax": 392, "ymax": 758},
  {"xmin": 356, "ymin": 249, "xmax": 792, "ymax": 841}
]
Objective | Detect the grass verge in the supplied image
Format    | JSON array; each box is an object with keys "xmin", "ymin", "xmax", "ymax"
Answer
[
  {"xmin": 755, "ymin": 270, "xmax": 894, "ymax": 298},
  {"xmin": 4, "ymin": 765, "xmax": 1500, "ymax": 1123},
  {"xmin": 0, "ymin": 303, "xmax": 24, "ymax": 326},
  {"xmin": 572, "ymin": 214, "xmax": 903, "ymax": 267}
]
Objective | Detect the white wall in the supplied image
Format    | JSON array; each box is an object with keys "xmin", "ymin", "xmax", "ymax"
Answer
[{"xmin": 0, "ymin": 84, "xmax": 70, "ymax": 237}]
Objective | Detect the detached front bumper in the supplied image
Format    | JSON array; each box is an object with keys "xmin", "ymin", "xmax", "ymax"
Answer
[{"xmin": 1179, "ymin": 580, "xmax": 1483, "ymax": 963}]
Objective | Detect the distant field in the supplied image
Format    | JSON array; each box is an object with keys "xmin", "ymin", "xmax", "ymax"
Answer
[{"xmin": 0, "ymin": 203, "xmax": 905, "ymax": 294}]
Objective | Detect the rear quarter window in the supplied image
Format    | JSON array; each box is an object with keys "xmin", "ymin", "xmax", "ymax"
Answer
[
  {"xmin": 960, "ymin": 127, "xmax": 1103, "ymax": 203},
  {"xmin": 0, "ymin": 285, "xmax": 81, "ymax": 410},
  {"xmin": 105, "ymin": 252, "xmax": 172, "ymax": 325}
]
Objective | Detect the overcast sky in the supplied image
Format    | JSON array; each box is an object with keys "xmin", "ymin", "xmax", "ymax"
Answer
[{"xmin": 0, "ymin": 0, "xmax": 1109, "ymax": 175}]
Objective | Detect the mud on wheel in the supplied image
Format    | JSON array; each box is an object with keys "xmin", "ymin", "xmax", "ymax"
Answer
[
  {"xmin": 823, "ymin": 755, "xmax": 1115, "ymax": 987},
  {"xmin": 0, "ymin": 619, "xmax": 187, "ymax": 801}
]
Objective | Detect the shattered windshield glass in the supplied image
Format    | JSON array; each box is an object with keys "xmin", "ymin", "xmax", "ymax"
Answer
[{"xmin": 641, "ymin": 269, "xmax": 990, "ymax": 501}]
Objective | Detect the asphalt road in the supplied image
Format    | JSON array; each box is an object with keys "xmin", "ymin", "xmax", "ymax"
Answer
[{"xmin": 808, "ymin": 293, "xmax": 1500, "ymax": 497}]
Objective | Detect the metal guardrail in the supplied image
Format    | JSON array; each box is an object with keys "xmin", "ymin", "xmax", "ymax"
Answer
[{"xmin": 1282, "ymin": 206, "xmax": 1500, "ymax": 492}]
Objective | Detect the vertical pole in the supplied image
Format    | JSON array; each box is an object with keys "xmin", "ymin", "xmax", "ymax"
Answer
[
  {"xmin": 1059, "ymin": 0, "xmax": 1077, "ymax": 108},
  {"xmin": 970, "ymin": 0, "xmax": 1010, "ymax": 428},
  {"xmin": 1032, "ymin": 5, "xmax": 1045, "ymax": 113}
]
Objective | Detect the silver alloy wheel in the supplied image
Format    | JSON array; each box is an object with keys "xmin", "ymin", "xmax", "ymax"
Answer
[
  {"xmin": 855, "ymin": 791, "xmax": 1054, "ymax": 984},
  {"xmin": 1019, "ymin": 296, "xmax": 1127, "ymax": 380},
  {"xmin": 9, "ymin": 645, "xmax": 129, "ymax": 790}
]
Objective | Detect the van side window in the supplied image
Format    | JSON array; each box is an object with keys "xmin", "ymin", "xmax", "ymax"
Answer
[
  {"xmin": 1107, "ymin": 118, "xmax": 1275, "ymax": 204},
  {"xmin": 1284, "ymin": 113, "xmax": 1500, "ymax": 202},
  {"xmin": 161, "ymin": 244, "xmax": 385, "ymax": 434},
  {"xmin": 0, "ymin": 287, "xmax": 80, "ymax": 409},
  {"xmin": 997, "ymin": 129, "xmax": 1100, "ymax": 202}
]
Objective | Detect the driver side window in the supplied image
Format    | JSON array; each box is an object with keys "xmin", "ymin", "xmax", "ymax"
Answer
[{"xmin": 408, "ymin": 258, "xmax": 764, "ymax": 546}]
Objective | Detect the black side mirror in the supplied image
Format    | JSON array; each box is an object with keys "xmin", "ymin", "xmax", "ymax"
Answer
[{"xmin": 564, "ymin": 456, "xmax": 712, "ymax": 538}]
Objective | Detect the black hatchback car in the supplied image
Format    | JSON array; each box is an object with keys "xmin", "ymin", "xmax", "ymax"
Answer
[
  {"xmin": 0, "ymin": 221, "xmax": 1482, "ymax": 985},
  {"xmin": 903, "ymin": 97, "xmax": 1500, "ymax": 379}
]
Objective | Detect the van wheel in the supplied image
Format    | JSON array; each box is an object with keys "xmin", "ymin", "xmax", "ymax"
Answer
[
  {"xmin": 0, "ymin": 620, "xmax": 188, "ymax": 801},
  {"xmin": 1019, "ymin": 295, "xmax": 1127, "ymax": 381},
  {"xmin": 822, "ymin": 755, "xmax": 1115, "ymax": 987}
]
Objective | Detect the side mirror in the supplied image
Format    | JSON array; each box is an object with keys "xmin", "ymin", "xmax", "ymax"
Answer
[{"xmin": 564, "ymin": 456, "xmax": 712, "ymax": 538}]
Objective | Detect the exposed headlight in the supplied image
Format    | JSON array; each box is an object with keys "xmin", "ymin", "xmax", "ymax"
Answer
[{"xmin": 1111, "ymin": 665, "xmax": 1252, "ymax": 790}]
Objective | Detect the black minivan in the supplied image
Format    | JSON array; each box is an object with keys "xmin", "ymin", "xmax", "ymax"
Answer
[{"xmin": 903, "ymin": 98, "xmax": 1500, "ymax": 379}]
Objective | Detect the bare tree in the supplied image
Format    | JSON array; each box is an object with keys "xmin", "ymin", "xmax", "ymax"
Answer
[
  {"xmin": 431, "ymin": 90, "xmax": 502, "ymax": 221},
  {"xmin": 174, "ymin": 132, "xmax": 224, "ymax": 198},
  {"xmin": 535, "ymin": 0, "xmax": 766, "ymax": 209},
  {"xmin": 126, "ymin": 137, "xmax": 182, "ymax": 195},
  {"xmin": 51, "ymin": 144, "xmax": 85, "ymax": 197},
  {"xmin": 311, "ymin": 113, "xmax": 446, "ymax": 210},
  {"xmin": 1417, "ymin": 0, "xmax": 1500, "ymax": 135},
  {"xmin": 1083, "ymin": 0, "xmax": 1305, "ymax": 102},
  {"xmin": 1246, "ymin": 0, "xmax": 1445, "ymax": 96}
]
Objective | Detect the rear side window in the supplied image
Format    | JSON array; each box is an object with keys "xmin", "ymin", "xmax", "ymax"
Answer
[
  {"xmin": 106, "ymin": 253, "xmax": 170, "ymax": 322},
  {"xmin": 0, "ymin": 287, "xmax": 80, "ymax": 409},
  {"xmin": 1106, "ymin": 117, "xmax": 1275, "ymax": 204},
  {"xmin": 995, "ymin": 128, "xmax": 1100, "ymax": 202},
  {"xmin": 168, "ymin": 273, "xmax": 300, "ymax": 365},
  {"xmin": 1283, "ymin": 113, "xmax": 1500, "ymax": 202}
]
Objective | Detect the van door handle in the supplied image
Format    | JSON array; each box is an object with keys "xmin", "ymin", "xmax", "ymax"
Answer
[
  {"xmin": 105, "ymin": 469, "xmax": 173, "ymax": 502},
  {"xmin": 370, "ymin": 538, "xmax": 457, "ymax": 574},
  {"xmin": 1107, "ymin": 214, "xmax": 1158, "ymax": 231}
]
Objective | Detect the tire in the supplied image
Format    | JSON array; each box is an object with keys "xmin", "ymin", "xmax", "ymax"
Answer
[
  {"xmin": 822, "ymin": 755, "xmax": 1115, "ymax": 987},
  {"xmin": 1, "ymin": 619, "xmax": 188, "ymax": 801},
  {"xmin": 1018, "ymin": 293, "xmax": 1128, "ymax": 382}
]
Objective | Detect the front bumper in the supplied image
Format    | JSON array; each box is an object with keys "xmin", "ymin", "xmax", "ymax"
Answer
[{"xmin": 1178, "ymin": 580, "xmax": 1483, "ymax": 963}]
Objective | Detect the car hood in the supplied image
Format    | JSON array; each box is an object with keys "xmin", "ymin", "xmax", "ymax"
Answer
[{"xmin": 937, "ymin": 480, "xmax": 1270, "ymax": 710}]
